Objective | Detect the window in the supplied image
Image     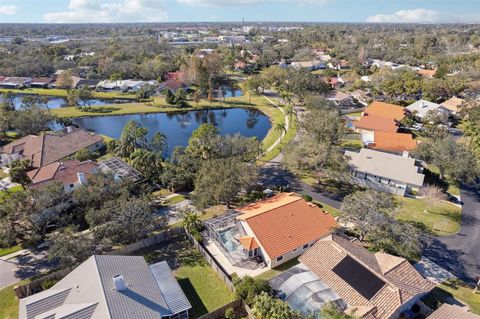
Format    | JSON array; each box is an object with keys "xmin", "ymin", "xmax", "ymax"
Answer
[
  {"xmin": 303, "ymin": 244, "xmax": 309, "ymax": 250},
  {"xmin": 69, "ymin": 184, "xmax": 74, "ymax": 188},
  {"xmin": 276, "ymin": 256, "xmax": 283, "ymax": 262}
]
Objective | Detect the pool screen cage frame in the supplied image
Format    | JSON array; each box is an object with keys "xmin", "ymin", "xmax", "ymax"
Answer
[{"xmin": 204, "ymin": 210, "xmax": 260, "ymax": 270}]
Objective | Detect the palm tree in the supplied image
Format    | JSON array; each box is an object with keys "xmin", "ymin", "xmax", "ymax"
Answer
[
  {"xmin": 149, "ymin": 131, "xmax": 168, "ymax": 156},
  {"xmin": 275, "ymin": 123, "xmax": 287, "ymax": 135},
  {"xmin": 181, "ymin": 208, "xmax": 201, "ymax": 233},
  {"xmin": 129, "ymin": 149, "xmax": 162, "ymax": 180}
]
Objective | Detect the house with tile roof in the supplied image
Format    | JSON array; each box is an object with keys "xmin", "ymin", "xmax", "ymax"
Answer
[
  {"xmin": 353, "ymin": 101, "xmax": 407, "ymax": 133},
  {"xmin": 427, "ymin": 304, "xmax": 480, "ymax": 319},
  {"xmin": 345, "ymin": 148, "xmax": 425, "ymax": 196},
  {"xmin": 365, "ymin": 131, "xmax": 417, "ymax": 154},
  {"xmin": 19, "ymin": 255, "xmax": 192, "ymax": 319},
  {"xmin": 205, "ymin": 193, "xmax": 338, "ymax": 270},
  {"xmin": 0, "ymin": 127, "xmax": 104, "ymax": 168},
  {"xmin": 295, "ymin": 235, "xmax": 435, "ymax": 319},
  {"xmin": 26, "ymin": 159, "xmax": 98, "ymax": 192},
  {"xmin": 441, "ymin": 97, "xmax": 465, "ymax": 115}
]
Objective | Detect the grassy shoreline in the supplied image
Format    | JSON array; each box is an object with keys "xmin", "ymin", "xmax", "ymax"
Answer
[
  {"xmin": 51, "ymin": 95, "xmax": 289, "ymax": 159},
  {"xmin": 0, "ymin": 88, "xmax": 137, "ymax": 100}
]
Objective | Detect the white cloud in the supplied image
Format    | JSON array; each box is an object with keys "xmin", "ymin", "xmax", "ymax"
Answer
[
  {"xmin": 366, "ymin": 8, "xmax": 439, "ymax": 23},
  {"xmin": 177, "ymin": 0, "xmax": 259, "ymax": 6},
  {"xmin": 43, "ymin": 0, "xmax": 167, "ymax": 23},
  {"xmin": 178, "ymin": 0, "xmax": 330, "ymax": 7},
  {"xmin": 0, "ymin": 4, "xmax": 17, "ymax": 15}
]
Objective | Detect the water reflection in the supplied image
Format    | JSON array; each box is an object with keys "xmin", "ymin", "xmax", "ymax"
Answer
[{"xmin": 69, "ymin": 108, "xmax": 270, "ymax": 156}]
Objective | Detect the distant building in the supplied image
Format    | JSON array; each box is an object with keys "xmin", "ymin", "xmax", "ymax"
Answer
[
  {"xmin": 30, "ymin": 77, "xmax": 54, "ymax": 88},
  {"xmin": 345, "ymin": 148, "xmax": 424, "ymax": 196},
  {"xmin": 365, "ymin": 131, "xmax": 417, "ymax": 155},
  {"xmin": 19, "ymin": 255, "xmax": 192, "ymax": 319},
  {"xmin": 27, "ymin": 160, "xmax": 98, "ymax": 192},
  {"xmin": 406, "ymin": 99, "xmax": 449, "ymax": 119},
  {"xmin": 326, "ymin": 91, "xmax": 358, "ymax": 109},
  {"xmin": 291, "ymin": 60, "xmax": 326, "ymax": 71},
  {"xmin": 96, "ymin": 80, "xmax": 158, "ymax": 92},
  {"xmin": 441, "ymin": 97, "xmax": 465, "ymax": 115},
  {"xmin": 0, "ymin": 127, "xmax": 104, "ymax": 168},
  {"xmin": 0, "ymin": 77, "xmax": 31, "ymax": 89}
]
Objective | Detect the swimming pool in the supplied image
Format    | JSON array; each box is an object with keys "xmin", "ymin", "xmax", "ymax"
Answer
[{"xmin": 219, "ymin": 228, "xmax": 239, "ymax": 252}]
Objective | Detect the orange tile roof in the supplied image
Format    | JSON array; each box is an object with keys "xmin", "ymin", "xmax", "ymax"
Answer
[
  {"xmin": 416, "ymin": 69, "xmax": 436, "ymax": 78},
  {"xmin": 364, "ymin": 101, "xmax": 406, "ymax": 121},
  {"xmin": 239, "ymin": 236, "xmax": 259, "ymax": 250},
  {"xmin": 237, "ymin": 193, "xmax": 337, "ymax": 259},
  {"xmin": 353, "ymin": 115, "xmax": 399, "ymax": 133},
  {"xmin": 369, "ymin": 132, "xmax": 417, "ymax": 153}
]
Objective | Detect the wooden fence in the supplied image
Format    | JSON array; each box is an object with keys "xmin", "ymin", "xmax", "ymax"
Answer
[
  {"xmin": 110, "ymin": 227, "xmax": 186, "ymax": 255},
  {"xmin": 14, "ymin": 266, "xmax": 74, "ymax": 299}
]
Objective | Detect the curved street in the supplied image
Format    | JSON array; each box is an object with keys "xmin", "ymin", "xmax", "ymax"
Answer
[{"xmin": 423, "ymin": 184, "xmax": 480, "ymax": 284}]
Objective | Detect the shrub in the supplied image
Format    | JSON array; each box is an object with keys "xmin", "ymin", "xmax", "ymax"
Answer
[
  {"xmin": 302, "ymin": 194, "xmax": 312, "ymax": 202},
  {"xmin": 233, "ymin": 276, "xmax": 270, "ymax": 306},
  {"xmin": 224, "ymin": 307, "xmax": 236, "ymax": 319},
  {"xmin": 41, "ymin": 279, "xmax": 58, "ymax": 291}
]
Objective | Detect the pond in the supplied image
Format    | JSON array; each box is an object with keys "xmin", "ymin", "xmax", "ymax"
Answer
[
  {"xmin": 214, "ymin": 85, "xmax": 244, "ymax": 98},
  {"xmin": 10, "ymin": 95, "xmax": 131, "ymax": 110},
  {"xmin": 69, "ymin": 108, "xmax": 271, "ymax": 156}
]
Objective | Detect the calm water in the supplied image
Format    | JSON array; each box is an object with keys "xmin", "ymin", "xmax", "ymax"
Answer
[
  {"xmin": 10, "ymin": 95, "xmax": 130, "ymax": 110},
  {"xmin": 215, "ymin": 85, "xmax": 244, "ymax": 98},
  {"xmin": 70, "ymin": 108, "xmax": 270, "ymax": 156}
]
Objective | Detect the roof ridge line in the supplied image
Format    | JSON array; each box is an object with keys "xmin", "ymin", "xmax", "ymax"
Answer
[
  {"xmin": 93, "ymin": 255, "xmax": 113, "ymax": 319},
  {"xmin": 240, "ymin": 194, "xmax": 302, "ymax": 220}
]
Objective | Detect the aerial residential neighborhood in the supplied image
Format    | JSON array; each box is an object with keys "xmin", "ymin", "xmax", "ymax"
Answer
[{"xmin": 0, "ymin": 1, "xmax": 480, "ymax": 319}]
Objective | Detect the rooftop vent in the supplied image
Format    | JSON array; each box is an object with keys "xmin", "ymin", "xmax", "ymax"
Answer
[{"xmin": 113, "ymin": 274, "xmax": 126, "ymax": 291}]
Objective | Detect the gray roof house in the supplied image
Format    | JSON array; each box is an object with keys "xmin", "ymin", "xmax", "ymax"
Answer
[
  {"xmin": 406, "ymin": 99, "xmax": 449, "ymax": 119},
  {"xmin": 19, "ymin": 255, "xmax": 191, "ymax": 319},
  {"xmin": 345, "ymin": 148, "xmax": 425, "ymax": 196}
]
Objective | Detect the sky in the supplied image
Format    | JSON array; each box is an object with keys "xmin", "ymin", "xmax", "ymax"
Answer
[{"xmin": 0, "ymin": 0, "xmax": 479, "ymax": 24}]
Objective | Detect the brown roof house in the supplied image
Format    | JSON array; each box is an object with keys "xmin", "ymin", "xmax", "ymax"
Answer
[
  {"xmin": 275, "ymin": 235, "xmax": 435, "ymax": 319},
  {"xmin": 441, "ymin": 97, "xmax": 465, "ymax": 115},
  {"xmin": 366, "ymin": 132, "xmax": 417, "ymax": 155},
  {"xmin": 0, "ymin": 127, "xmax": 104, "ymax": 168},
  {"xmin": 27, "ymin": 160, "xmax": 98, "ymax": 192},
  {"xmin": 204, "ymin": 193, "xmax": 338, "ymax": 271},
  {"xmin": 427, "ymin": 304, "xmax": 480, "ymax": 319}
]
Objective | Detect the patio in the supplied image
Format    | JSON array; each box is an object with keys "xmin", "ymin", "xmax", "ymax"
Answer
[{"xmin": 203, "ymin": 211, "xmax": 268, "ymax": 278}]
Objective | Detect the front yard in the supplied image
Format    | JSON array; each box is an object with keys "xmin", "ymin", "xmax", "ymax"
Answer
[
  {"xmin": 396, "ymin": 197, "xmax": 462, "ymax": 236},
  {"xmin": 142, "ymin": 238, "xmax": 236, "ymax": 318}
]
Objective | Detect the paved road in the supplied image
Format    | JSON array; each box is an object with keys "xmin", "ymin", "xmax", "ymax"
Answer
[
  {"xmin": 0, "ymin": 250, "xmax": 54, "ymax": 289},
  {"xmin": 423, "ymin": 184, "xmax": 480, "ymax": 284},
  {"xmin": 258, "ymin": 153, "xmax": 342, "ymax": 210}
]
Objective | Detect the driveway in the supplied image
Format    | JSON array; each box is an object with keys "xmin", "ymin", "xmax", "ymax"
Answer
[
  {"xmin": 258, "ymin": 153, "xmax": 342, "ymax": 210},
  {"xmin": 423, "ymin": 184, "xmax": 480, "ymax": 284},
  {"xmin": 0, "ymin": 250, "xmax": 55, "ymax": 289}
]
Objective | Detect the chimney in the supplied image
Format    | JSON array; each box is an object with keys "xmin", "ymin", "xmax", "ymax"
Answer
[
  {"xmin": 113, "ymin": 275, "xmax": 126, "ymax": 291},
  {"xmin": 77, "ymin": 172, "xmax": 87, "ymax": 185}
]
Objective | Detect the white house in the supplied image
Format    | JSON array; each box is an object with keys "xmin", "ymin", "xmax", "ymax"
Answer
[
  {"xmin": 345, "ymin": 148, "xmax": 425, "ymax": 196},
  {"xmin": 406, "ymin": 99, "xmax": 450, "ymax": 119}
]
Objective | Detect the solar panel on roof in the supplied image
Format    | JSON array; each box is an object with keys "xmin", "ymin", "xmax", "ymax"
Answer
[{"xmin": 332, "ymin": 255, "xmax": 385, "ymax": 300}]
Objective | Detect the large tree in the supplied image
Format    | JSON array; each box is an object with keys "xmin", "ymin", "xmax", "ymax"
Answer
[
  {"xmin": 341, "ymin": 190, "xmax": 422, "ymax": 261},
  {"xmin": 86, "ymin": 195, "xmax": 159, "ymax": 245},
  {"xmin": 193, "ymin": 157, "xmax": 258, "ymax": 209}
]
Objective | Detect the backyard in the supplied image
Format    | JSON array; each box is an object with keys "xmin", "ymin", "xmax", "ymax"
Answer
[
  {"xmin": 142, "ymin": 238, "xmax": 236, "ymax": 318},
  {"xmin": 396, "ymin": 197, "xmax": 462, "ymax": 236},
  {"xmin": 255, "ymin": 257, "xmax": 300, "ymax": 281},
  {"xmin": 423, "ymin": 279, "xmax": 480, "ymax": 315}
]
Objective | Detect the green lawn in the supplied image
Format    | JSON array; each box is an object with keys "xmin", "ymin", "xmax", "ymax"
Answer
[
  {"xmin": 0, "ymin": 185, "xmax": 24, "ymax": 203},
  {"xmin": 0, "ymin": 280, "xmax": 30, "ymax": 319},
  {"xmin": 396, "ymin": 197, "xmax": 461, "ymax": 236},
  {"xmin": 255, "ymin": 257, "xmax": 300, "ymax": 281},
  {"xmin": 0, "ymin": 244, "xmax": 23, "ymax": 257},
  {"xmin": 166, "ymin": 194, "xmax": 186, "ymax": 206},
  {"xmin": 340, "ymin": 139, "xmax": 363, "ymax": 150},
  {"xmin": 423, "ymin": 279, "xmax": 480, "ymax": 315},
  {"xmin": 0, "ymin": 88, "xmax": 136, "ymax": 99}
]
